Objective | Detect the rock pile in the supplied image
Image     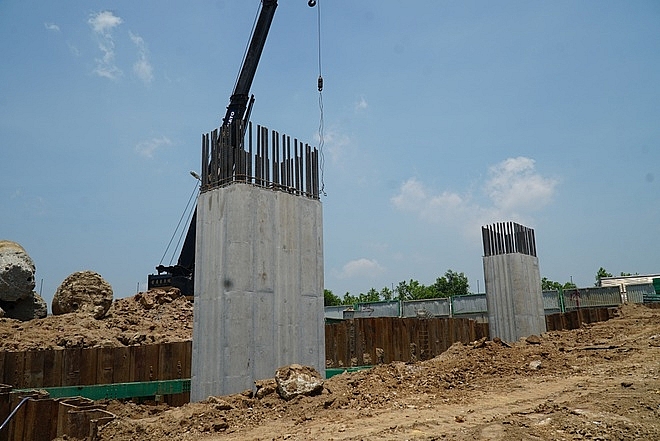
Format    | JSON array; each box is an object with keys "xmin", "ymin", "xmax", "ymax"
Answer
[{"xmin": 0, "ymin": 240, "xmax": 47, "ymax": 320}]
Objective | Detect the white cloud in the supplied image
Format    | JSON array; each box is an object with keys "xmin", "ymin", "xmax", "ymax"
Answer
[
  {"xmin": 136, "ymin": 136, "xmax": 172, "ymax": 158},
  {"xmin": 67, "ymin": 42, "xmax": 80, "ymax": 57},
  {"xmin": 355, "ymin": 96, "xmax": 368, "ymax": 111},
  {"xmin": 484, "ymin": 157, "xmax": 557, "ymax": 211},
  {"xmin": 338, "ymin": 258, "xmax": 385, "ymax": 279},
  {"xmin": 129, "ymin": 32, "xmax": 153, "ymax": 84},
  {"xmin": 88, "ymin": 11, "xmax": 123, "ymax": 34},
  {"xmin": 88, "ymin": 11, "xmax": 123, "ymax": 80},
  {"xmin": 44, "ymin": 22, "xmax": 60, "ymax": 32},
  {"xmin": 391, "ymin": 156, "xmax": 558, "ymax": 236},
  {"xmin": 391, "ymin": 178, "xmax": 468, "ymax": 223},
  {"xmin": 321, "ymin": 127, "xmax": 351, "ymax": 164}
]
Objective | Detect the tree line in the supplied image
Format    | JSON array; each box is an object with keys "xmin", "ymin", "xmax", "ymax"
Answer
[
  {"xmin": 325, "ymin": 267, "xmax": 638, "ymax": 307},
  {"xmin": 324, "ymin": 270, "xmax": 469, "ymax": 307}
]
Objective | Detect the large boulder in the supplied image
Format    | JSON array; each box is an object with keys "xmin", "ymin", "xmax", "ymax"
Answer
[
  {"xmin": 52, "ymin": 271, "xmax": 113, "ymax": 319},
  {"xmin": 0, "ymin": 240, "xmax": 36, "ymax": 302},
  {"xmin": 0, "ymin": 292, "xmax": 47, "ymax": 321},
  {"xmin": 275, "ymin": 364, "xmax": 324, "ymax": 401}
]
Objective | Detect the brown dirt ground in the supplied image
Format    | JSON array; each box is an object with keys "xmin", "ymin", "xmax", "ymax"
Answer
[
  {"xmin": 5, "ymin": 293, "xmax": 660, "ymax": 440},
  {"xmin": 96, "ymin": 304, "xmax": 660, "ymax": 440}
]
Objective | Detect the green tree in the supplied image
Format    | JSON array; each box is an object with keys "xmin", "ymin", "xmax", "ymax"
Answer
[
  {"xmin": 341, "ymin": 292, "xmax": 359, "ymax": 305},
  {"xmin": 541, "ymin": 277, "xmax": 562, "ymax": 291},
  {"xmin": 595, "ymin": 267, "xmax": 613, "ymax": 286},
  {"xmin": 360, "ymin": 288, "xmax": 381, "ymax": 303},
  {"xmin": 542, "ymin": 277, "xmax": 576, "ymax": 291},
  {"xmin": 324, "ymin": 289, "xmax": 341, "ymax": 307},
  {"xmin": 431, "ymin": 270, "xmax": 469, "ymax": 297},
  {"xmin": 394, "ymin": 279, "xmax": 426, "ymax": 300},
  {"xmin": 380, "ymin": 286, "xmax": 394, "ymax": 301}
]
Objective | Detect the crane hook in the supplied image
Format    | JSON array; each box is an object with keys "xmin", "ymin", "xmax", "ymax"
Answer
[{"xmin": 308, "ymin": 0, "xmax": 316, "ymax": 7}]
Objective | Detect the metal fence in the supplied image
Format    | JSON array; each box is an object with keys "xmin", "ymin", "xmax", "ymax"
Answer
[
  {"xmin": 626, "ymin": 283, "xmax": 657, "ymax": 304},
  {"xmin": 562, "ymin": 286, "xmax": 623, "ymax": 311},
  {"xmin": 325, "ymin": 281, "xmax": 660, "ymax": 321},
  {"xmin": 401, "ymin": 298, "xmax": 451, "ymax": 318},
  {"xmin": 542, "ymin": 290, "xmax": 562, "ymax": 314},
  {"xmin": 323, "ymin": 305, "xmax": 347, "ymax": 320},
  {"xmin": 349, "ymin": 300, "xmax": 400, "ymax": 318},
  {"xmin": 451, "ymin": 294, "xmax": 487, "ymax": 315}
]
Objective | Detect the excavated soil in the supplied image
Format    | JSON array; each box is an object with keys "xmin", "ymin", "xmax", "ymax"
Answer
[
  {"xmin": 93, "ymin": 304, "xmax": 660, "ymax": 440},
  {"xmin": 0, "ymin": 289, "xmax": 193, "ymax": 351},
  {"xmin": 4, "ymin": 294, "xmax": 660, "ymax": 440}
]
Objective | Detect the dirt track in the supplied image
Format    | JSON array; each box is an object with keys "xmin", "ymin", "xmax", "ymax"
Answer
[{"xmin": 90, "ymin": 303, "xmax": 660, "ymax": 440}]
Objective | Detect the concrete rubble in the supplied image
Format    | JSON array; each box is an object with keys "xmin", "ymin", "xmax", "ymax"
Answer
[
  {"xmin": 0, "ymin": 240, "xmax": 36, "ymax": 302},
  {"xmin": 0, "ymin": 240, "xmax": 47, "ymax": 321},
  {"xmin": 52, "ymin": 270, "xmax": 114, "ymax": 319},
  {"xmin": 275, "ymin": 364, "xmax": 324, "ymax": 401}
]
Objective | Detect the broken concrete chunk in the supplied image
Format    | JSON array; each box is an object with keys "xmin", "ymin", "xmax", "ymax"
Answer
[
  {"xmin": 0, "ymin": 292, "xmax": 47, "ymax": 321},
  {"xmin": 0, "ymin": 240, "xmax": 36, "ymax": 302},
  {"xmin": 52, "ymin": 270, "xmax": 113, "ymax": 319},
  {"xmin": 275, "ymin": 364, "xmax": 324, "ymax": 401}
]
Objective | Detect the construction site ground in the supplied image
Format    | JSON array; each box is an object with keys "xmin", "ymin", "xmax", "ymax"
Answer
[{"xmin": 2, "ymin": 295, "xmax": 660, "ymax": 440}]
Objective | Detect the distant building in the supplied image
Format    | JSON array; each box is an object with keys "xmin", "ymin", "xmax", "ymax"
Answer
[{"xmin": 599, "ymin": 274, "xmax": 660, "ymax": 302}]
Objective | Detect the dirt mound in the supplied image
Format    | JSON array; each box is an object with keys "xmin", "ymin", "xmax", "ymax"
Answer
[
  {"xmin": 92, "ymin": 304, "xmax": 660, "ymax": 441},
  {"xmin": 5, "ymin": 296, "xmax": 660, "ymax": 440},
  {"xmin": 0, "ymin": 288, "xmax": 192, "ymax": 351}
]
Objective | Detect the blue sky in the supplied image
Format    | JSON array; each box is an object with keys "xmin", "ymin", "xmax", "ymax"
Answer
[{"xmin": 1, "ymin": 1, "xmax": 658, "ymax": 308}]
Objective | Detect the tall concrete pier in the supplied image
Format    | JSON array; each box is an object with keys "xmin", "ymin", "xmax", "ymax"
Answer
[
  {"xmin": 482, "ymin": 222, "xmax": 545, "ymax": 343},
  {"xmin": 191, "ymin": 123, "xmax": 324, "ymax": 400}
]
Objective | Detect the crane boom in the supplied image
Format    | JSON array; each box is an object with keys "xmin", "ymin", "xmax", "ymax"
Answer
[
  {"xmin": 149, "ymin": 0, "xmax": 278, "ymax": 296},
  {"xmin": 224, "ymin": 0, "xmax": 277, "ymax": 128}
]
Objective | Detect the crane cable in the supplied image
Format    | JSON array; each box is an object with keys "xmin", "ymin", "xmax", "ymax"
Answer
[
  {"xmin": 233, "ymin": 2, "xmax": 262, "ymax": 95},
  {"xmin": 159, "ymin": 180, "xmax": 199, "ymax": 266},
  {"xmin": 315, "ymin": 0, "xmax": 326, "ymax": 196}
]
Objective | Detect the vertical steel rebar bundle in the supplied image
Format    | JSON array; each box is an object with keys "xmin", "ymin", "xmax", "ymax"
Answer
[
  {"xmin": 201, "ymin": 121, "xmax": 319, "ymax": 199},
  {"xmin": 481, "ymin": 222, "xmax": 537, "ymax": 257}
]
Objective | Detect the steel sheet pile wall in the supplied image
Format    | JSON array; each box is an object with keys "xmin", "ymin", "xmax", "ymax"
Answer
[
  {"xmin": 325, "ymin": 317, "xmax": 488, "ymax": 368},
  {"xmin": 482, "ymin": 222, "xmax": 546, "ymax": 342},
  {"xmin": 0, "ymin": 342, "xmax": 190, "ymax": 395},
  {"xmin": 201, "ymin": 122, "xmax": 320, "ymax": 199},
  {"xmin": 0, "ymin": 392, "xmax": 115, "ymax": 441},
  {"xmin": 545, "ymin": 308, "xmax": 616, "ymax": 331}
]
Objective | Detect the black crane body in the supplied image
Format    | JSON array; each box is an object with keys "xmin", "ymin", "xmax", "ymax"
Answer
[{"xmin": 148, "ymin": 0, "xmax": 278, "ymax": 296}]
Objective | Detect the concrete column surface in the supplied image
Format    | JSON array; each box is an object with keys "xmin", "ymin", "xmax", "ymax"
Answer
[
  {"xmin": 483, "ymin": 253, "xmax": 545, "ymax": 343},
  {"xmin": 191, "ymin": 184, "xmax": 324, "ymax": 401}
]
